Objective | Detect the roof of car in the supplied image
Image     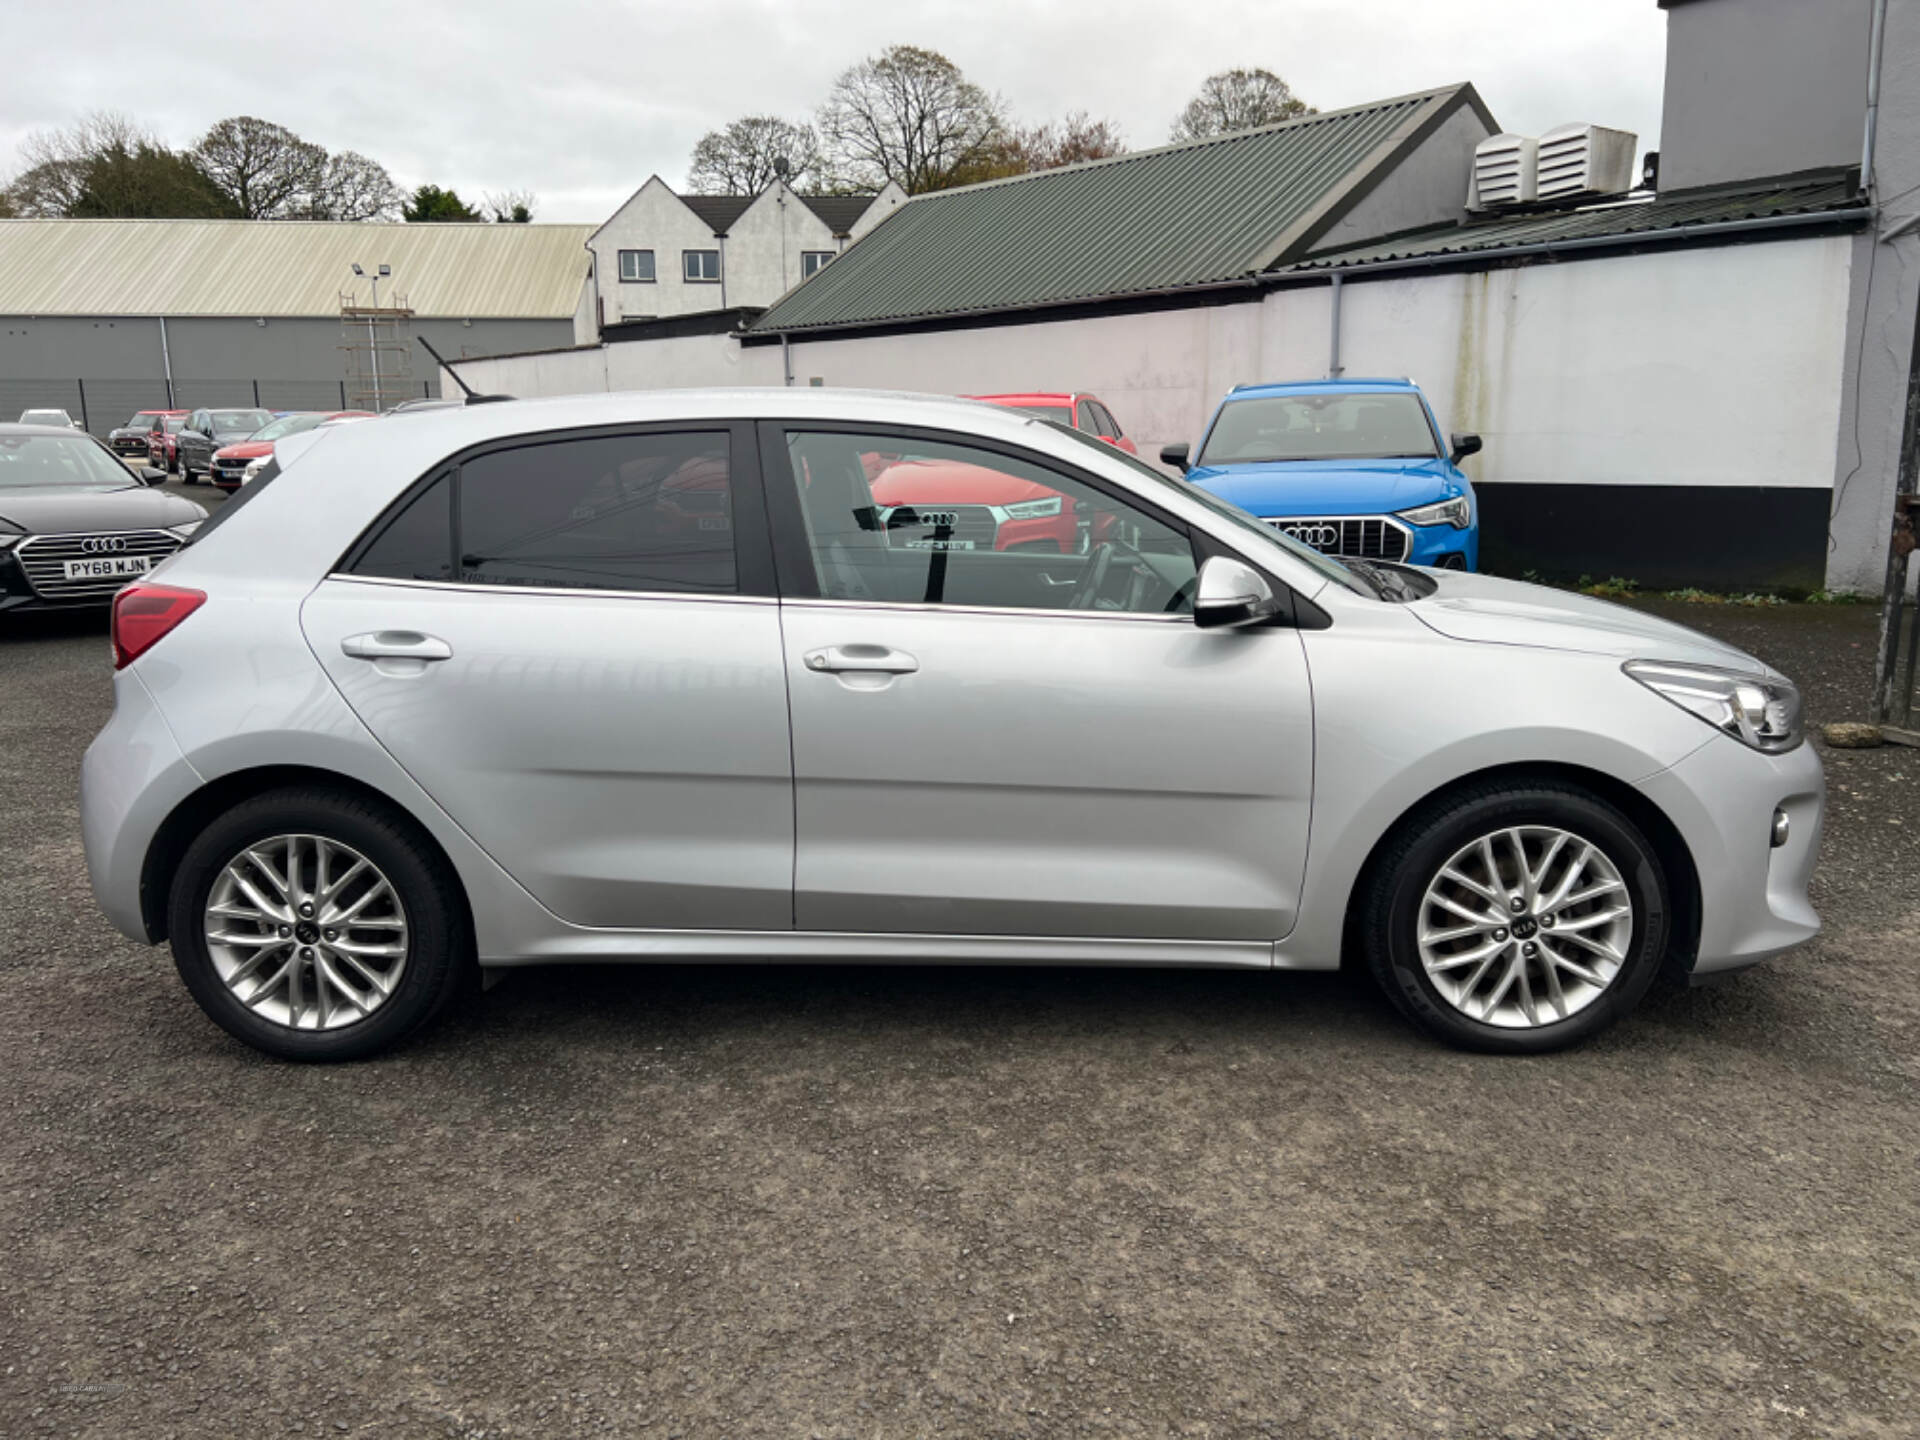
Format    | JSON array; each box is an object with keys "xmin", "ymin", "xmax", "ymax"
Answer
[
  {"xmin": 1225, "ymin": 378, "xmax": 1421, "ymax": 398},
  {"xmin": 971, "ymin": 393, "xmax": 1082, "ymax": 406},
  {"xmin": 0, "ymin": 422, "xmax": 111, "ymax": 437}
]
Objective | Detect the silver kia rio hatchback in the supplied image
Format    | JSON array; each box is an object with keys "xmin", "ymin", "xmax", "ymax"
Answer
[{"xmin": 80, "ymin": 389, "xmax": 1823, "ymax": 1061}]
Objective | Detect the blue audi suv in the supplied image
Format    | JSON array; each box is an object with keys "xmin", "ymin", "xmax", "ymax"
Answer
[{"xmin": 1161, "ymin": 379, "xmax": 1481, "ymax": 571}]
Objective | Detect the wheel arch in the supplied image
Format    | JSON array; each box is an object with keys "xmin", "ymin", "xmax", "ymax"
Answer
[
  {"xmin": 138, "ymin": 764, "xmax": 476, "ymax": 949},
  {"xmin": 1338, "ymin": 760, "xmax": 1702, "ymax": 978}
]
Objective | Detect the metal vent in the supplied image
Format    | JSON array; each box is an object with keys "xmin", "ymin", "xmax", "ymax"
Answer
[
  {"xmin": 1535, "ymin": 124, "xmax": 1638, "ymax": 202},
  {"xmin": 1469, "ymin": 133, "xmax": 1539, "ymax": 210}
]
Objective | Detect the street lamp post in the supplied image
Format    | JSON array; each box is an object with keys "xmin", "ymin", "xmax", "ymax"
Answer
[{"xmin": 350, "ymin": 263, "xmax": 392, "ymax": 412}]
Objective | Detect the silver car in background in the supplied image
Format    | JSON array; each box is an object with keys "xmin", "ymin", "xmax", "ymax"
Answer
[{"xmin": 79, "ymin": 389, "xmax": 1822, "ymax": 1061}]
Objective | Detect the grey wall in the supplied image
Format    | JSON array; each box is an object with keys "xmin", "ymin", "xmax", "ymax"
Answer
[
  {"xmin": 1659, "ymin": 0, "xmax": 1873, "ymax": 191},
  {"xmin": 0, "ymin": 314, "xmax": 575, "ymax": 433},
  {"xmin": 1310, "ymin": 104, "xmax": 1493, "ymax": 255}
]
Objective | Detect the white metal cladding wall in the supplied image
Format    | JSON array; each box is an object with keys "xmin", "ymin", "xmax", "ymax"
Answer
[{"xmin": 451, "ymin": 234, "xmax": 1860, "ymax": 582}]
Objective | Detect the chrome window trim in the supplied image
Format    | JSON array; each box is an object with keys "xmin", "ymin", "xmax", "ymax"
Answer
[
  {"xmin": 323, "ymin": 573, "xmax": 779, "ymax": 607},
  {"xmin": 777, "ymin": 595, "xmax": 1193, "ymax": 625}
]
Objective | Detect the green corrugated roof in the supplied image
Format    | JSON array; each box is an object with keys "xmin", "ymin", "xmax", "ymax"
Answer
[
  {"xmin": 1288, "ymin": 177, "xmax": 1865, "ymax": 271},
  {"xmin": 751, "ymin": 85, "xmax": 1487, "ymax": 335}
]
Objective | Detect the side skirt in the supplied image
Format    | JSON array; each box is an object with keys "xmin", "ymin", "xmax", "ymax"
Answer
[{"xmin": 479, "ymin": 929, "xmax": 1291, "ymax": 970}]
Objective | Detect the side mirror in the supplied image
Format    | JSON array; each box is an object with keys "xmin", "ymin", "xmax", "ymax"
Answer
[
  {"xmin": 139, "ymin": 466, "xmax": 167, "ymax": 485},
  {"xmin": 1159, "ymin": 441, "xmax": 1190, "ymax": 473},
  {"xmin": 1193, "ymin": 555, "xmax": 1280, "ymax": 629},
  {"xmin": 1449, "ymin": 432, "xmax": 1482, "ymax": 464}
]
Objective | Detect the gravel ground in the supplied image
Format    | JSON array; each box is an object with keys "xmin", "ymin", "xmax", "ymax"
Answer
[{"xmin": 2, "ymin": 509, "xmax": 1915, "ymax": 1438}]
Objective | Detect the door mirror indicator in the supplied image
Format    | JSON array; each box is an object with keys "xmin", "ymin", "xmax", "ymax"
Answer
[
  {"xmin": 1160, "ymin": 441, "xmax": 1191, "ymax": 473},
  {"xmin": 1194, "ymin": 556, "xmax": 1279, "ymax": 629},
  {"xmin": 1449, "ymin": 432, "xmax": 1482, "ymax": 464}
]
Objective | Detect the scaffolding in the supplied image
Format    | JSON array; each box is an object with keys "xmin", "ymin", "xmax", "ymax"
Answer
[{"xmin": 339, "ymin": 294, "xmax": 414, "ymax": 413}]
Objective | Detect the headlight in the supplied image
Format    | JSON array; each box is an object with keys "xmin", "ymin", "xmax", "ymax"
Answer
[
  {"xmin": 1002, "ymin": 496, "xmax": 1064, "ymax": 520},
  {"xmin": 0, "ymin": 533, "xmax": 20, "ymax": 553},
  {"xmin": 1398, "ymin": 495, "xmax": 1471, "ymax": 529},
  {"xmin": 165, "ymin": 520, "xmax": 202, "ymax": 540},
  {"xmin": 1624, "ymin": 660, "xmax": 1803, "ymax": 753}
]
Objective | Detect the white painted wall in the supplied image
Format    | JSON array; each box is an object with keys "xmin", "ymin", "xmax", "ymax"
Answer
[
  {"xmin": 589, "ymin": 178, "xmax": 733, "ymax": 322},
  {"xmin": 721, "ymin": 183, "xmax": 842, "ymax": 310},
  {"xmin": 456, "ymin": 234, "xmax": 1860, "ymax": 578}
]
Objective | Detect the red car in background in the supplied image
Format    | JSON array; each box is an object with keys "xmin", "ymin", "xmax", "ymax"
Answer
[
  {"xmin": 209, "ymin": 410, "xmax": 372, "ymax": 490},
  {"xmin": 145, "ymin": 412, "xmax": 194, "ymax": 473},
  {"xmin": 866, "ymin": 392, "xmax": 1136, "ymax": 554},
  {"xmin": 110, "ymin": 408, "xmax": 187, "ymax": 461}
]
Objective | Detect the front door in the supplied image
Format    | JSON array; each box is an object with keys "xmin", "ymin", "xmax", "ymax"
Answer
[
  {"xmin": 765, "ymin": 424, "xmax": 1314, "ymax": 942},
  {"xmin": 300, "ymin": 422, "xmax": 794, "ymax": 931}
]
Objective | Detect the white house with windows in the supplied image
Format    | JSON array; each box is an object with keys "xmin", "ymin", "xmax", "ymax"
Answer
[{"xmin": 585, "ymin": 177, "xmax": 905, "ymax": 331}]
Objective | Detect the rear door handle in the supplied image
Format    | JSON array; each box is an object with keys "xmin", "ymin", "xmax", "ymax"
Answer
[
  {"xmin": 342, "ymin": 630, "xmax": 453, "ymax": 662},
  {"xmin": 803, "ymin": 644, "xmax": 918, "ymax": 675}
]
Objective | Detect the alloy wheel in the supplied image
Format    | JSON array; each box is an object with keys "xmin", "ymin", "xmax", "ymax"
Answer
[
  {"xmin": 202, "ymin": 833, "xmax": 410, "ymax": 1031},
  {"xmin": 1415, "ymin": 825, "xmax": 1634, "ymax": 1029}
]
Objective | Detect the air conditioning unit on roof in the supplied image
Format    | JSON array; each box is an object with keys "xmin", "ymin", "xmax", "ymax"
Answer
[
  {"xmin": 1468, "ymin": 133, "xmax": 1539, "ymax": 211},
  {"xmin": 1535, "ymin": 123, "xmax": 1638, "ymax": 202}
]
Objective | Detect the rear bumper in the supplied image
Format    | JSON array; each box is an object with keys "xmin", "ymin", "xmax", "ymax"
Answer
[
  {"xmin": 81, "ymin": 668, "xmax": 204, "ymax": 942},
  {"xmin": 1636, "ymin": 734, "xmax": 1824, "ymax": 976}
]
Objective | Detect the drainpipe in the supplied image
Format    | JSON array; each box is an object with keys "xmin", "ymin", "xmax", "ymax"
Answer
[
  {"xmin": 1864, "ymin": 0, "xmax": 1890, "ymax": 193},
  {"xmin": 157, "ymin": 315, "xmax": 175, "ymax": 406},
  {"xmin": 719, "ymin": 235, "xmax": 728, "ymax": 309},
  {"xmin": 1327, "ymin": 273, "xmax": 1345, "ymax": 378},
  {"xmin": 782, "ymin": 332, "xmax": 793, "ymax": 388}
]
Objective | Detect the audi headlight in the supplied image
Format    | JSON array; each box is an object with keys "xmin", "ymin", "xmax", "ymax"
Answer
[
  {"xmin": 165, "ymin": 520, "xmax": 202, "ymax": 540},
  {"xmin": 1398, "ymin": 495, "xmax": 1471, "ymax": 530},
  {"xmin": 1002, "ymin": 496, "xmax": 1064, "ymax": 520},
  {"xmin": 1624, "ymin": 660, "xmax": 1803, "ymax": 753}
]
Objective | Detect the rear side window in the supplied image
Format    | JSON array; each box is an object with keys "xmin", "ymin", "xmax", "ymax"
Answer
[
  {"xmin": 352, "ymin": 473, "xmax": 454, "ymax": 582},
  {"xmin": 458, "ymin": 432, "xmax": 734, "ymax": 593}
]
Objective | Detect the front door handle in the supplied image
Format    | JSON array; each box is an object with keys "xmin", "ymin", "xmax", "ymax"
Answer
[
  {"xmin": 803, "ymin": 644, "xmax": 918, "ymax": 675},
  {"xmin": 342, "ymin": 630, "xmax": 453, "ymax": 662}
]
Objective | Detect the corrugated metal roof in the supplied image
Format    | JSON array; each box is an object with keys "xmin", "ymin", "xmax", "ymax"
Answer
[
  {"xmin": 0, "ymin": 218, "xmax": 594, "ymax": 318},
  {"xmin": 750, "ymin": 85, "xmax": 1485, "ymax": 335},
  {"xmin": 1288, "ymin": 177, "xmax": 1864, "ymax": 271}
]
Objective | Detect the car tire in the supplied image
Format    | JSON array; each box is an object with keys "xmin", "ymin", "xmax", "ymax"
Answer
[
  {"xmin": 1360, "ymin": 780, "xmax": 1669, "ymax": 1054},
  {"xmin": 167, "ymin": 787, "xmax": 471, "ymax": 1061}
]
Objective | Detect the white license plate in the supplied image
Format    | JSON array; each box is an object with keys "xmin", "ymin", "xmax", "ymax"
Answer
[{"xmin": 63, "ymin": 555, "xmax": 154, "ymax": 580}]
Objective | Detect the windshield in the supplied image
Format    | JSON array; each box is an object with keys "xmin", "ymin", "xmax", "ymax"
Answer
[
  {"xmin": 1003, "ymin": 404, "xmax": 1072, "ymax": 423},
  {"xmin": 126, "ymin": 412, "xmax": 163, "ymax": 427},
  {"xmin": 248, "ymin": 412, "xmax": 328, "ymax": 442},
  {"xmin": 1198, "ymin": 392, "xmax": 1439, "ymax": 465},
  {"xmin": 0, "ymin": 433, "xmax": 135, "ymax": 489},
  {"xmin": 1036, "ymin": 421, "xmax": 1371, "ymax": 596},
  {"xmin": 162, "ymin": 415, "xmax": 188, "ymax": 433},
  {"xmin": 213, "ymin": 409, "xmax": 273, "ymax": 434}
]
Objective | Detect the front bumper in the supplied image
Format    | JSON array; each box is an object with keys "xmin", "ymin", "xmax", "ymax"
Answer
[
  {"xmin": 1636, "ymin": 733, "xmax": 1825, "ymax": 976},
  {"xmin": 1401, "ymin": 520, "xmax": 1478, "ymax": 572}
]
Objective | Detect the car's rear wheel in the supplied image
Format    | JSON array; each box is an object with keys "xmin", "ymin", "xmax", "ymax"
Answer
[
  {"xmin": 1360, "ymin": 781, "xmax": 1669, "ymax": 1053},
  {"xmin": 167, "ymin": 787, "xmax": 469, "ymax": 1061}
]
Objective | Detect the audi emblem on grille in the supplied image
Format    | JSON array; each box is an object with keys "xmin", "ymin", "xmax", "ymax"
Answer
[
  {"xmin": 80, "ymin": 536, "xmax": 129, "ymax": 554},
  {"xmin": 913, "ymin": 511, "xmax": 959, "ymax": 528},
  {"xmin": 1280, "ymin": 523, "xmax": 1341, "ymax": 549}
]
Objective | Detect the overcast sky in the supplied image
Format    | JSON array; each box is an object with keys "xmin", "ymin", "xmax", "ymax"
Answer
[{"xmin": 6, "ymin": 0, "xmax": 1668, "ymax": 223}]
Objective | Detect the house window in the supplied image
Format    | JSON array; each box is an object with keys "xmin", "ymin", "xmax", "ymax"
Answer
[
  {"xmin": 617, "ymin": 249, "xmax": 655, "ymax": 283},
  {"xmin": 683, "ymin": 249, "xmax": 721, "ymax": 283},
  {"xmin": 800, "ymin": 251, "xmax": 835, "ymax": 280}
]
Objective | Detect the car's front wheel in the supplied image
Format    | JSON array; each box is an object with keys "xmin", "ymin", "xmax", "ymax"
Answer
[
  {"xmin": 1361, "ymin": 780, "xmax": 1669, "ymax": 1053},
  {"xmin": 167, "ymin": 787, "xmax": 470, "ymax": 1061}
]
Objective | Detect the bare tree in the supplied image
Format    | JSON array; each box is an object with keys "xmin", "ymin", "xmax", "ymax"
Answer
[
  {"xmin": 687, "ymin": 116, "xmax": 821, "ymax": 195},
  {"xmin": 307, "ymin": 150, "xmax": 404, "ymax": 221},
  {"xmin": 1170, "ymin": 68, "xmax": 1314, "ymax": 142},
  {"xmin": 4, "ymin": 112, "xmax": 147, "ymax": 216},
  {"xmin": 191, "ymin": 116, "xmax": 326, "ymax": 218},
  {"xmin": 818, "ymin": 45, "xmax": 1005, "ymax": 194},
  {"xmin": 1020, "ymin": 111, "xmax": 1127, "ymax": 170},
  {"xmin": 483, "ymin": 189, "xmax": 538, "ymax": 223}
]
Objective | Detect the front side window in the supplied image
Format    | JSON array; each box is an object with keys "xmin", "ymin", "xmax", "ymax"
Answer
[
  {"xmin": 1198, "ymin": 392, "xmax": 1439, "ymax": 465},
  {"xmin": 618, "ymin": 249, "xmax": 655, "ymax": 283},
  {"xmin": 784, "ymin": 430, "xmax": 1195, "ymax": 616},
  {"xmin": 683, "ymin": 249, "xmax": 721, "ymax": 283},
  {"xmin": 800, "ymin": 251, "xmax": 834, "ymax": 279},
  {"xmin": 250, "ymin": 413, "xmax": 328, "ymax": 443},
  {"xmin": 1073, "ymin": 401, "xmax": 1101, "ymax": 435}
]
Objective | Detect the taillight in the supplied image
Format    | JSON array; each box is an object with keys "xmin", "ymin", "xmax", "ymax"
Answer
[{"xmin": 112, "ymin": 584, "xmax": 205, "ymax": 669}]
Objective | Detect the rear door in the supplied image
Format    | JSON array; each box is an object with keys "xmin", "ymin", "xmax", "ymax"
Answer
[
  {"xmin": 300, "ymin": 421, "xmax": 795, "ymax": 931},
  {"xmin": 763, "ymin": 422, "xmax": 1314, "ymax": 942}
]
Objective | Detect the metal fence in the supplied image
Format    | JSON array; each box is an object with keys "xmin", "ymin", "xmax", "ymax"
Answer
[{"xmin": 1, "ymin": 378, "xmax": 439, "ymax": 438}]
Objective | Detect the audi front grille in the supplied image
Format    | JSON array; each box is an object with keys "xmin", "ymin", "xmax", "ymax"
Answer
[
  {"xmin": 1264, "ymin": 515, "xmax": 1409, "ymax": 562},
  {"xmin": 14, "ymin": 530, "xmax": 183, "ymax": 602}
]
